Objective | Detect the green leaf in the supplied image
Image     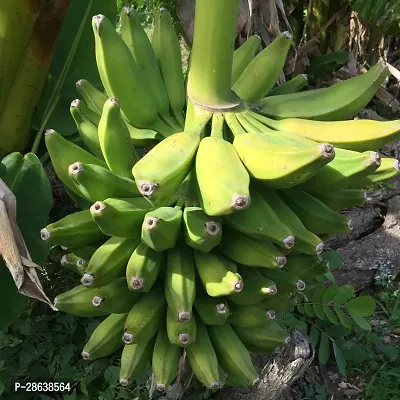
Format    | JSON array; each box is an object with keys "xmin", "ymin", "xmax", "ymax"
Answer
[
  {"xmin": 334, "ymin": 285, "xmax": 355, "ymax": 307},
  {"xmin": 334, "ymin": 307, "xmax": 353, "ymax": 329},
  {"xmin": 326, "ymin": 325, "xmax": 351, "ymax": 338},
  {"xmin": 104, "ymin": 366, "xmax": 120, "ymax": 387},
  {"xmin": 376, "ymin": 343, "xmax": 399, "ymax": 362},
  {"xmin": 297, "ymin": 303, "xmax": 306, "ymax": 314},
  {"xmin": 319, "ymin": 333, "xmax": 330, "ymax": 364},
  {"xmin": 323, "ymin": 306, "xmax": 339, "ymax": 324},
  {"xmin": 337, "ymin": 340, "xmax": 367, "ymax": 363},
  {"xmin": 347, "ymin": 296, "xmax": 376, "ymax": 317},
  {"xmin": 309, "ymin": 325, "xmax": 320, "ymax": 346},
  {"xmin": 304, "ymin": 302, "xmax": 316, "ymax": 318},
  {"xmin": 35, "ymin": 0, "xmax": 116, "ymax": 135},
  {"xmin": 347, "ymin": 309, "xmax": 371, "ymax": 331},
  {"xmin": 322, "ymin": 284, "xmax": 339, "ymax": 303},
  {"xmin": 0, "ymin": 153, "xmax": 52, "ymax": 330},
  {"xmin": 333, "ymin": 342, "xmax": 347, "ymax": 376},
  {"xmin": 320, "ymin": 251, "xmax": 343, "ymax": 271}
]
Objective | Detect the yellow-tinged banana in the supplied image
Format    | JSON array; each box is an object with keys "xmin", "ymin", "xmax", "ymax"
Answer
[
  {"xmin": 229, "ymin": 267, "xmax": 277, "ymax": 306},
  {"xmin": 279, "ymin": 187, "xmax": 351, "ymax": 235},
  {"xmin": 306, "ymin": 189, "xmax": 366, "ymax": 211},
  {"xmin": 257, "ymin": 187, "xmax": 324, "ymax": 255},
  {"xmin": 232, "ymin": 128, "xmax": 335, "ymax": 188},
  {"xmin": 45, "ymin": 129, "xmax": 107, "ymax": 196},
  {"xmin": 132, "ymin": 132, "xmax": 201, "ymax": 206},
  {"xmin": 120, "ymin": 336, "xmax": 156, "ymax": 386},
  {"xmin": 126, "ymin": 242, "xmax": 163, "ymax": 292},
  {"xmin": 269, "ymin": 74, "xmax": 308, "ymax": 96},
  {"xmin": 152, "ymin": 8, "xmax": 185, "ymax": 126},
  {"xmin": 196, "ymin": 114, "xmax": 250, "ymax": 216},
  {"xmin": 90, "ymin": 197, "xmax": 152, "ymax": 238},
  {"xmin": 141, "ymin": 206, "xmax": 183, "ymax": 252},
  {"xmin": 82, "ymin": 313, "xmax": 127, "ymax": 360},
  {"xmin": 224, "ymin": 190, "xmax": 295, "ymax": 249},
  {"xmin": 218, "ymin": 227, "xmax": 287, "ymax": 269},
  {"xmin": 54, "ymin": 285, "xmax": 109, "ymax": 317},
  {"xmin": 233, "ymin": 320, "xmax": 288, "ymax": 350},
  {"xmin": 231, "ymin": 35, "xmax": 261, "ymax": 85},
  {"xmin": 165, "ymin": 244, "xmax": 196, "ymax": 322},
  {"xmin": 68, "ymin": 162, "xmax": 141, "ymax": 202},
  {"xmin": 194, "ymin": 284, "xmax": 230, "ymax": 325},
  {"xmin": 76, "ymin": 79, "xmax": 108, "ymax": 115},
  {"xmin": 70, "ymin": 99, "xmax": 102, "ymax": 158},
  {"xmin": 350, "ymin": 158, "xmax": 400, "ymax": 188},
  {"xmin": 123, "ymin": 287, "xmax": 166, "ymax": 344},
  {"xmin": 233, "ymin": 32, "xmax": 293, "ymax": 101},
  {"xmin": 301, "ymin": 150, "xmax": 381, "ymax": 190},
  {"xmin": 41, "ymin": 210, "xmax": 106, "ymax": 248},
  {"xmin": 193, "ymin": 250, "xmax": 243, "ymax": 297},
  {"xmin": 186, "ymin": 320, "xmax": 220, "ymax": 389},
  {"xmin": 183, "ymin": 207, "xmax": 222, "ymax": 252},
  {"xmin": 208, "ymin": 323, "xmax": 259, "ymax": 386},
  {"xmin": 166, "ymin": 306, "xmax": 197, "ymax": 347},
  {"xmin": 82, "ymin": 236, "xmax": 140, "ymax": 288},
  {"xmin": 92, "ymin": 15, "xmax": 158, "ymax": 129},
  {"xmin": 98, "ymin": 98, "xmax": 139, "ymax": 178},
  {"xmin": 228, "ymin": 302, "xmax": 277, "ymax": 327},
  {"xmin": 257, "ymin": 62, "xmax": 390, "ymax": 121},
  {"xmin": 284, "ymin": 253, "xmax": 329, "ymax": 281},
  {"xmin": 152, "ymin": 326, "xmax": 181, "ymax": 393}
]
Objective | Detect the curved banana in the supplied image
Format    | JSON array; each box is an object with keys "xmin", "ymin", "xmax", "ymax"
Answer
[
  {"xmin": 75, "ymin": 79, "xmax": 107, "ymax": 115},
  {"xmin": 269, "ymin": 74, "xmax": 308, "ymax": 96}
]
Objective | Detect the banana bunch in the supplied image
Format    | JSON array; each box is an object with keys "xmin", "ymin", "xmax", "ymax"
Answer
[{"xmin": 44, "ymin": 0, "xmax": 400, "ymax": 392}]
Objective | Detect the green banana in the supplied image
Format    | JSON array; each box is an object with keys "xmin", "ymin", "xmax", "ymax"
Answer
[
  {"xmin": 90, "ymin": 278, "xmax": 142, "ymax": 314},
  {"xmin": 60, "ymin": 253, "xmax": 87, "ymax": 275},
  {"xmin": 92, "ymin": 14, "xmax": 159, "ymax": 129},
  {"xmin": 259, "ymin": 267, "xmax": 306, "ymax": 293},
  {"xmin": 45, "ymin": 129, "xmax": 107, "ymax": 195},
  {"xmin": 208, "ymin": 323, "xmax": 259, "ymax": 386},
  {"xmin": 306, "ymin": 189, "xmax": 366, "ymax": 211},
  {"xmin": 231, "ymin": 35, "xmax": 261, "ymax": 85},
  {"xmin": 70, "ymin": 99, "xmax": 102, "ymax": 158},
  {"xmin": 68, "ymin": 162, "xmax": 140, "ymax": 202},
  {"xmin": 98, "ymin": 98, "xmax": 139, "ymax": 177},
  {"xmin": 186, "ymin": 320, "xmax": 220, "ymax": 389},
  {"xmin": 120, "ymin": 336, "xmax": 156, "ymax": 386},
  {"xmin": 196, "ymin": 114, "xmax": 251, "ymax": 216},
  {"xmin": 152, "ymin": 8, "xmax": 185, "ymax": 126},
  {"xmin": 218, "ymin": 227, "xmax": 287, "ymax": 269},
  {"xmin": 283, "ymin": 253, "xmax": 329, "ymax": 281},
  {"xmin": 132, "ymin": 132, "xmax": 201, "ymax": 206},
  {"xmin": 76, "ymin": 79, "xmax": 108, "ymax": 115},
  {"xmin": 257, "ymin": 187, "xmax": 324, "ymax": 255},
  {"xmin": 224, "ymin": 190, "xmax": 295, "ymax": 249},
  {"xmin": 41, "ymin": 210, "xmax": 106, "ymax": 248},
  {"xmin": 228, "ymin": 302, "xmax": 277, "ymax": 327},
  {"xmin": 229, "ymin": 267, "xmax": 277, "ymax": 306},
  {"xmin": 260, "ymin": 293, "xmax": 296, "ymax": 312},
  {"xmin": 194, "ymin": 284, "xmax": 230, "ymax": 325},
  {"xmin": 63, "ymin": 244, "xmax": 100, "ymax": 260},
  {"xmin": 152, "ymin": 326, "xmax": 181, "ymax": 392},
  {"xmin": 232, "ymin": 126, "xmax": 335, "ymax": 188},
  {"xmin": 126, "ymin": 242, "xmax": 163, "ymax": 292},
  {"xmin": 279, "ymin": 187, "xmax": 351, "ymax": 235},
  {"xmin": 166, "ymin": 306, "xmax": 197, "ymax": 346},
  {"xmin": 82, "ymin": 313, "xmax": 127, "ymax": 360},
  {"xmin": 233, "ymin": 320, "xmax": 288, "ymax": 350},
  {"xmin": 257, "ymin": 62, "xmax": 390, "ymax": 120},
  {"xmin": 54, "ymin": 285, "xmax": 109, "ymax": 317},
  {"xmin": 120, "ymin": 7, "xmax": 179, "ymax": 130},
  {"xmin": 300, "ymin": 151, "xmax": 381, "ymax": 190},
  {"xmin": 349, "ymin": 158, "xmax": 400, "ymax": 188},
  {"xmin": 70, "ymin": 97, "xmax": 101, "ymax": 125},
  {"xmin": 123, "ymin": 287, "xmax": 166, "ymax": 344},
  {"xmin": 141, "ymin": 206, "xmax": 183, "ymax": 252},
  {"xmin": 90, "ymin": 197, "xmax": 152, "ymax": 237},
  {"xmin": 183, "ymin": 206, "xmax": 222, "ymax": 252},
  {"xmin": 263, "ymin": 116, "xmax": 400, "ymax": 152},
  {"xmin": 233, "ymin": 32, "xmax": 293, "ymax": 101},
  {"xmin": 193, "ymin": 250, "xmax": 243, "ymax": 297},
  {"xmin": 82, "ymin": 236, "xmax": 140, "ymax": 288},
  {"xmin": 165, "ymin": 244, "xmax": 196, "ymax": 322},
  {"xmin": 269, "ymin": 74, "xmax": 308, "ymax": 96}
]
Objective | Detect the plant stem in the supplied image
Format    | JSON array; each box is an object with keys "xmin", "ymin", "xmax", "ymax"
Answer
[{"xmin": 187, "ymin": 0, "xmax": 240, "ymax": 111}]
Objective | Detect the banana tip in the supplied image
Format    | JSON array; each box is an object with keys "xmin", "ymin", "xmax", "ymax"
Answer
[
  {"xmin": 216, "ymin": 303, "xmax": 228, "ymax": 314},
  {"xmin": 123, "ymin": 332, "xmax": 134, "ymax": 344},
  {"xmin": 232, "ymin": 194, "xmax": 250, "ymax": 211},
  {"xmin": 120, "ymin": 379, "xmax": 129, "ymax": 387},
  {"xmin": 71, "ymin": 99, "xmax": 80, "ymax": 108},
  {"xmin": 318, "ymin": 143, "xmax": 335, "ymax": 159},
  {"xmin": 156, "ymin": 384, "xmax": 166, "ymax": 393},
  {"xmin": 234, "ymin": 280, "xmax": 244, "ymax": 292},
  {"xmin": 69, "ymin": 162, "xmax": 84, "ymax": 175},
  {"xmin": 144, "ymin": 216, "xmax": 159, "ymax": 230},
  {"xmin": 266, "ymin": 285, "xmax": 277, "ymax": 295},
  {"xmin": 76, "ymin": 79, "xmax": 84, "ymax": 87},
  {"xmin": 110, "ymin": 97, "xmax": 120, "ymax": 107},
  {"xmin": 267, "ymin": 310, "xmax": 276, "ymax": 320},
  {"xmin": 276, "ymin": 256, "xmax": 287, "ymax": 268},
  {"xmin": 283, "ymin": 236, "xmax": 295, "ymax": 249},
  {"xmin": 40, "ymin": 228, "xmax": 51, "ymax": 241},
  {"xmin": 77, "ymin": 258, "xmax": 87, "ymax": 267},
  {"xmin": 301, "ymin": 73, "xmax": 308, "ymax": 80},
  {"xmin": 296, "ymin": 280, "xmax": 306, "ymax": 291},
  {"xmin": 91, "ymin": 201, "xmax": 107, "ymax": 215},
  {"xmin": 131, "ymin": 277, "xmax": 144, "ymax": 290},
  {"xmin": 92, "ymin": 296, "xmax": 103, "ymax": 307},
  {"xmin": 210, "ymin": 382, "xmax": 220, "ymax": 390},
  {"xmin": 179, "ymin": 333, "xmax": 190, "ymax": 345},
  {"xmin": 44, "ymin": 129, "xmax": 56, "ymax": 137},
  {"xmin": 205, "ymin": 221, "xmax": 220, "ymax": 236},
  {"xmin": 283, "ymin": 31, "xmax": 293, "ymax": 39},
  {"xmin": 81, "ymin": 351, "xmax": 90, "ymax": 360},
  {"xmin": 252, "ymin": 378, "xmax": 260, "ymax": 386},
  {"xmin": 138, "ymin": 180, "xmax": 159, "ymax": 197},
  {"xmin": 393, "ymin": 159, "xmax": 400, "ymax": 171},
  {"xmin": 82, "ymin": 273, "xmax": 94, "ymax": 287},
  {"xmin": 178, "ymin": 311, "xmax": 191, "ymax": 322},
  {"xmin": 60, "ymin": 255, "xmax": 67, "ymax": 266},
  {"xmin": 93, "ymin": 14, "xmax": 105, "ymax": 31},
  {"xmin": 316, "ymin": 243, "xmax": 324, "ymax": 254}
]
